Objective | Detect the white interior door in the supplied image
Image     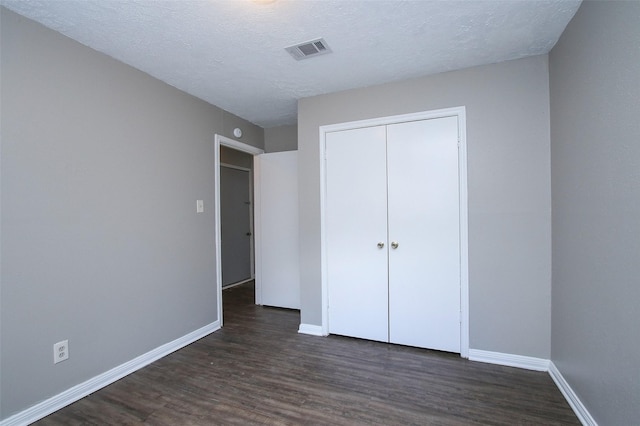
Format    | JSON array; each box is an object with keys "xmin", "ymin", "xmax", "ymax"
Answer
[
  {"xmin": 387, "ymin": 117, "xmax": 461, "ymax": 352},
  {"xmin": 257, "ymin": 151, "xmax": 300, "ymax": 309},
  {"xmin": 326, "ymin": 126, "xmax": 389, "ymax": 342}
]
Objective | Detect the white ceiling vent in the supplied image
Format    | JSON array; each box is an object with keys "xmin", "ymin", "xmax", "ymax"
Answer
[{"xmin": 285, "ymin": 38, "xmax": 332, "ymax": 61}]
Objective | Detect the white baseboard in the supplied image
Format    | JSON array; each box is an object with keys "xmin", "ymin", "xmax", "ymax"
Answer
[
  {"xmin": 1, "ymin": 331, "xmax": 596, "ymax": 426},
  {"xmin": 549, "ymin": 361, "xmax": 598, "ymax": 426},
  {"xmin": 469, "ymin": 350, "xmax": 597, "ymax": 425},
  {"xmin": 298, "ymin": 323, "xmax": 325, "ymax": 336},
  {"xmin": 0, "ymin": 321, "xmax": 221, "ymax": 426},
  {"xmin": 468, "ymin": 349, "xmax": 550, "ymax": 371}
]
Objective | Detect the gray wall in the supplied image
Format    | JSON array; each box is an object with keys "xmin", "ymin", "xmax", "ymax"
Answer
[
  {"xmin": 298, "ymin": 55, "xmax": 552, "ymax": 358},
  {"xmin": 0, "ymin": 8, "xmax": 263, "ymax": 419},
  {"xmin": 264, "ymin": 125, "xmax": 298, "ymax": 152},
  {"xmin": 221, "ymin": 112, "xmax": 264, "ymax": 148},
  {"xmin": 549, "ymin": 1, "xmax": 640, "ymax": 424},
  {"xmin": 220, "ymin": 145, "xmax": 253, "ymax": 169}
]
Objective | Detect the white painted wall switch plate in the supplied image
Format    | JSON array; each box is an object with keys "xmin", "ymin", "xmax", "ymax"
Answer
[{"xmin": 196, "ymin": 200, "xmax": 204, "ymax": 213}]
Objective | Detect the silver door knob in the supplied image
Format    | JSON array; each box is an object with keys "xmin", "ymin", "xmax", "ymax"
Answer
[
  {"xmin": 391, "ymin": 241, "xmax": 399, "ymax": 249},
  {"xmin": 377, "ymin": 242, "xmax": 385, "ymax": 249}
]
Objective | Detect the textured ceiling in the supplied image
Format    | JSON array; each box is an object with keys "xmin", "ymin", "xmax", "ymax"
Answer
[{"xmin": 2, "ymin": 0, "xmax": 581, "ymax": 128}]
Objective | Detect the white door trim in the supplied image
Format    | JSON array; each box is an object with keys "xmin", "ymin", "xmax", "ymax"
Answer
[
  {"xmin": 214, "ymin": 134, "xmax": 264, "ymax": 327},
  {"xmin": 318, "ymin": 106, "xmax": 469, "ymax": 358}
]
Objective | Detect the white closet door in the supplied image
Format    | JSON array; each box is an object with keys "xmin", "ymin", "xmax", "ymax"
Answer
[
  {"xmin": 387, "ymin": 116, "xmax": 461, "ymax": 352},
  {"xmin": 257, "ymin": 151, "xmax": 300, "ymax": 309},
  {"xmin": 326, "ymin": 126, "xmax": 389, "ymax": 342}
]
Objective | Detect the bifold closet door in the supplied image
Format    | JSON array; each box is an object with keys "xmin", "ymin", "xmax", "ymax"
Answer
[
  {"xmin": 326, "ymin": 125, "xmax": 389, "ymax": 343},
  {"xmin": 387, "ymin": 116, "xmax": 461, "ymax": 353}
]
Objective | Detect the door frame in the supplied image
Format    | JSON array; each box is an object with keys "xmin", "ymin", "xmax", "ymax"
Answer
[
  {"xmin": 214, "ymin": 134, "xmax": 264, "ymax": 327},
  {"xmin": 318, "ymin": 106, "xmax": 469, "ymax": 358},
  {"xmin": 219, "ymin": 163, "xmax": 254, "ymax": 288}
]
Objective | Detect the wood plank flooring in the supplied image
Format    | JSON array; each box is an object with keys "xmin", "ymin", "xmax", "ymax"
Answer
[{"xmin": 35, "ymin": 282, "xmax": 579, "ymax": 425}]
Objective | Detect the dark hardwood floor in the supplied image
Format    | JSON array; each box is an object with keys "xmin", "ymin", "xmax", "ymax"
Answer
[{"xmin": 35, "ymin": 282, "xmax": 578, "ymax": 425}]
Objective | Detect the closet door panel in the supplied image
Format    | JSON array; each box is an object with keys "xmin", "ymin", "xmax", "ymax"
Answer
[
  {"xmin": 326, "ymin": 126, "xmax": 389, "ymax": 342},
  {"xmin": 387, "ymin": 117, "xmax": 461, "ymax": 352},
  {"xmin": 257, "ymin": 151, "xmax": 300, "ymax": 309}
]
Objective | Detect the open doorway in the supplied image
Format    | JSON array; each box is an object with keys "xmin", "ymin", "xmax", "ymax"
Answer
[
  {"xmin": 214, "ymin": 135, "xmax": 264, "ymax": 327},
  {"xmin": 219, "ymin": 150, "xmax": 253, "ymax": 288}
]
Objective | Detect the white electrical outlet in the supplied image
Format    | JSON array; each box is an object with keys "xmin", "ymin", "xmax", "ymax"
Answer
[{"xmin": 53, "ymin": 340, "xmax": 69, "ymax": 364}]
